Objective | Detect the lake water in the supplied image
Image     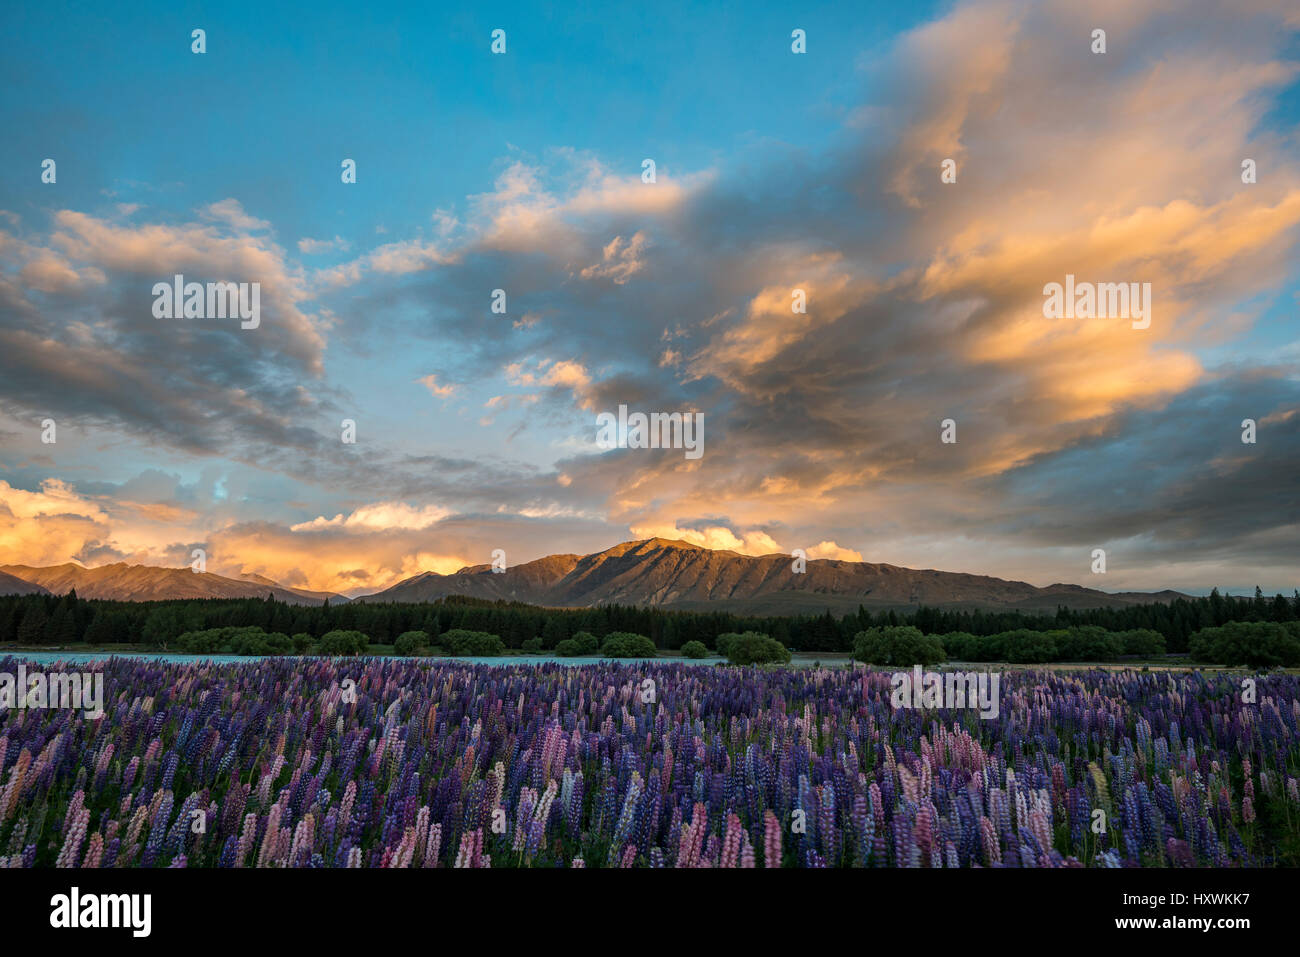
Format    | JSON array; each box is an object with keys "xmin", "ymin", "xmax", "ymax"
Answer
[{"xmin": 3, "ymin": 651, "xmax": 730, "ymax": 667}]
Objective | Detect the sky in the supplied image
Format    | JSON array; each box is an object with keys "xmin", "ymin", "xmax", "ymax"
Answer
[{"xmin": 0, "ymin": 0, "xmax": 1297, "ymax": 598}]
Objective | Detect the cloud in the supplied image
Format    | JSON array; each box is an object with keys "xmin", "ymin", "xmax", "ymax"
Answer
[
  {"xmin": 0, "ymin": 206, "xmax": 339, "ymax": 470},
  {"xmin": 0, "ymin": 479, "xmax": 110, "ymax": 566},
  {"xmin": 505, "ymin": 358, "xmax": 597, "ymax": 409},
  {"xmin": 417, "ymin": 374, "xmax": 456, "ymax": 399},
  {"xmin": 806, "ymin": 541, "xmax": 865, "ymax": 562},
  {"xmin": 579, "ymin": 231, "xmax": 651, "ymax": 284},
  {"xmin": 2, "ymin": 0, "xmax": 1298, "ymax": 594},
  {"xmin": 298, "ymin": 235, "xmax": 351, "ymax": 254},
  {"xmin": 208, "ymin": 509, "xmax": 616, "ymax": 595},
  {"xmin": 289, "ymin": 501, "xmax": 451, "ymax": 532},
  {"xmin": 629, "ymin": 522, "xmax": 783, "ymax": 556},
  {"xmin": 202, "ymin": 199, "xmax": 271, "ymax": 233}
]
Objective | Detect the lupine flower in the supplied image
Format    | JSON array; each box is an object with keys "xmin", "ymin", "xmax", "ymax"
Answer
[{"xmin": 0, "ymin": 656, "xmax": 1293, "ymax": 868}]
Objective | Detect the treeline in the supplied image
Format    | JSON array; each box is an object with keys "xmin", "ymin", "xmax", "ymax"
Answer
[
  {"xmin": 0, "ymin": 586, "xmax": 1297, "ymax": 653},
  {"xmin": 855, "ymin": 622, "xmax": 1300, "ymax": 668}
]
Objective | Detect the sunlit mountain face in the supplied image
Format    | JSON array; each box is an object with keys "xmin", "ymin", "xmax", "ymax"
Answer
[{"xmin": 1, "ymin": 0, "xmax": 1297, "ymax": 600}]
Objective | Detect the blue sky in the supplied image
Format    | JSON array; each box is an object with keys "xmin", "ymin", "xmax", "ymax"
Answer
[
  {"xmin": 3, "ymin": 1, "xmax": 936, "ymax": 236},
  {"xmin": 0, "ymin": 0, "xmax": 1297, "ymax": 597}
]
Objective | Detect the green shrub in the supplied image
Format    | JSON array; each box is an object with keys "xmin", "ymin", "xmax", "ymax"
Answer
[
  {"xmin": 1051, "ymin": 626, "xmax": 1121, "ymax": 662},
  {"xmin": 394, "ymin": 630, "xmax": 429, "ymax": 656},
  {"xmin": 555, "ymin": 632, "xmax": 602, "ymax": 657},
  {"xmin": 521, "ymin": 637, "xmax": 543, "ymax": 653},
  {"xmin": 570, "ymin": 631, "xmax": 600, "ymax": 654},
  {"xmin": 600, "ymin": 632, "xmax": 657, "ymax": 657},
  {"xmin": 226, "ymin": 630, "xmax": 291, "ymax": 656},
  {"xmin": 853, "ymin": 626, "xmax": 945, "ymax": 666},
  {"xmin": 316, "ymin": 629, "xmax": 371, "ymax": 655},
  {"xmin": 720, "ymin": 632, "xmax": 791, "ymax": 665},
  {"xmin": 996, "ymin": 629, "xmax": 1058, "ymax": 664},
  {"xmin": 967, "ymin": 633, "xmax": 1005, "ymax": 662},
  {"xmin": 291, "ymin": 633, "xmax": 313, "ymax": 654},
  {"xmin": 441, "ymin": 629, "xmax": 505, "ymax": 657},
  {"xmin": 1116, "ymin": 628, "xmax": 1166, "ymax": 657},
  {"xmin": 936, "ymin": 631, "xmax": 977, "ymax": 660},
  {"xmin": 174, "ymin": 627, "xmax": 226, "ymax": 654},
  {"xmin": 1189, "ymin": 621, "xmax": 1300, "ymax": 667},
  {"xmin": 680, "ymin": 640, "xmax": 709, "ymax": 659},
  {"xmin": 175, "ymin": 626, "xmax": 288, "ymax": 655}
]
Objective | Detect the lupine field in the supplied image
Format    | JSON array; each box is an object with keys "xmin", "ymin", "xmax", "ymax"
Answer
[{"xmin": 1, "ymin": 655, "xmax": 1297, "ymax": 868}]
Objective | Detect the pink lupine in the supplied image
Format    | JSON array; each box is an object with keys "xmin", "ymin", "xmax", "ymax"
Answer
[
  {"xmin": 289, "ymin": 814, "xmax": 315, "ymax": 867},
  {"xmin": 1029, "ymin": 808, "xmax": 1053, "ymax": 860},
  {"xmin": 258, "ymin": 804, "xmax": 282, "ymax": 867},
  {"xmin": 913, "ymin": 806, "xmax": 933, "ymax": 860},
  {"xmin": 95, "ymin": 743, "xmax": 114, "ymax": 775},
  {"xmin": 81, "ymin": 833, "xmax": 104, "ymax": 868},
  {"xmin": 236, "ymin": 813, "xmax": 257, "ymax": 867},
  {"xmin": 388, "ymin": 830, "xmax": 414, "ymax": 868},
  {"xmin": 763, "ymin": 809, "xmax": 782, "ymax": 868},
  {"xmin": 55, "ymin": 806, "xmax": 89, "ymax": 867},
  {"xmin": 720, "ymin": 813, "xmax": 742, "ymax": 868},
  {"xmin": 422, "ymin": 823, "xmax": 442, "ymax": 868},
  {"xmin": 869, "ymin": 782, "xmax": 885, "ymax": 829},
  {"xmin": 126, "ymin": 804, "xmax": 149, "ymax": 846},
  {"xmin": 339, "ymin": 780, "xmax": 357, "ymax": 834},
  {"xmin": 980, "ymin": 816, "xmax": 1000, "ymax": 865},
  {"xmin": 63, "ymin": 789, "xmax": 86, "ymax": 836},
  {"xmin": 454, "ymin": 827, "xmax": 485, "ymax": 868},
  {"xmin": 740, "ymin": 840, "xmax": 756, "ymax": 868}
]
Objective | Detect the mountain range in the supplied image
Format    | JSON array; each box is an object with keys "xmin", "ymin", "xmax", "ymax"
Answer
[
  {"xmin": 0, "ymin": 539, "xmax": 1190, "ymax": 614},
  {"xmin": 359, "ymin": 538, "xmax": 1188, "ymax": 614},
  {"xmin": 0, "ymin": 562, "xmax": 347, "ymax": 605}
]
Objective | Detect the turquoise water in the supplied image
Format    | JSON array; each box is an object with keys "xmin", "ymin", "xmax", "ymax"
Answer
[{"xmin": 3, "ymin": 651, "xmax": 729, "ymax": 667}]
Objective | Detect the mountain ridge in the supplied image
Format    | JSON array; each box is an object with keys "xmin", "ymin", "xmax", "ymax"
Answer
[
  {"xmin": 354, "ymin": 538, "xmax": 1192, "ymax": 614},
  {"xmin": 0, "ymin": 562, "xmax": 347, "ymax": 605},
  {"xmin": 0, "ymin": 541, "xmax": 1196, "ymax": 613}
]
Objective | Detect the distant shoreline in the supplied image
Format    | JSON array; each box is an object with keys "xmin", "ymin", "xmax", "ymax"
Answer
[{"xmin": 3, "ymin": 645, "xmax": 1289, "ymax": 673}]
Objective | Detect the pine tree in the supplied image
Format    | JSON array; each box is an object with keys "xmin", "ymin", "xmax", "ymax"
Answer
[
  {"xmin": 84, "ymin": 611, "xmax": 114, "ymax": 646},
  {"xmin": 17, "ymin": 602, "xmax": 48, "ymax": 644},
  {"xmin": 47, "ymin": 603, "xmax": 77, "ymax": 645}
]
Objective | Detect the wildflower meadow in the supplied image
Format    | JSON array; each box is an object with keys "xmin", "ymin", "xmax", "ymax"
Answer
[{"xmin": 1, "ymin": 656, "xmax": 1296, "ymax": 869}]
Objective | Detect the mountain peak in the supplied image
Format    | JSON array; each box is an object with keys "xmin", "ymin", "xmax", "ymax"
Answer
[{"xmin": 606, "ymin": 538, "xmax": 712, "ymax": 556}]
